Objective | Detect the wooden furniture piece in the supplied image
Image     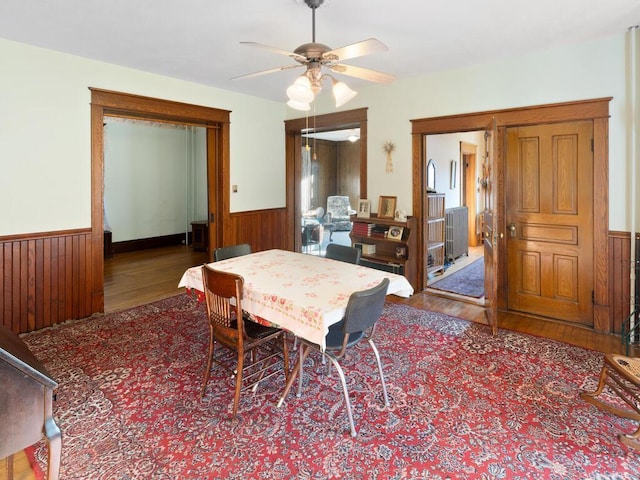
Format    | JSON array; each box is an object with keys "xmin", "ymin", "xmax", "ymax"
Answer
[
  {"xmin": 349, "ymin": 214, "xmax": 417, "ymax": 290},
  {"xmin": 580, "ymin": 353, "xmax": 640, "ymax": 451},
  {"xmin": 191, "ymin": 221, "xmax": 208, "ymax": 252},
  {"xmin": 280, "ymin": 278, "xmax": 391, "ymax": 437},
  {"xmin": 200, "ymin": 265, "xmax": 289, "ymax": 419},
  {"xmin": 425, "ymin": 193, "xmax": 446, "ymax": 279},
  {"xmin": 179, "ymin": 250, "xmax": 413, "ymax": 350},
  {"xmin": 0, "ymin": 325, "xmax": 61, "ymax": 480}
]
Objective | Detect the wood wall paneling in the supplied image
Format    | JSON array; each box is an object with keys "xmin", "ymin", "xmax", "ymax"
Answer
[
  {"xmin": 608, "ymin": 231, "xmax": 631, "ymax": 334},
  {"xmin": 0, "ymin": 230, "xmax": 94, "ymax": 333}
]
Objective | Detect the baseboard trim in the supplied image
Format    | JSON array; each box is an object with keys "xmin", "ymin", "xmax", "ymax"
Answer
[{"xmin": 112, "ymin": 233, "xmax": 187, "ymax": 254}]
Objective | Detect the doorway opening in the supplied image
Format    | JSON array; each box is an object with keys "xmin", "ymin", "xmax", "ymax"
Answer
[
  {"xmin": 285, "ymin": 108, "xmax": 368, "ymax": 255},
  {"xmin": 423, "ymin": 131, "xmax": 486, "ymax": 304},
  {"xmin": 90, "ymin": 88, "xmax": 230, "ymax": 313}
]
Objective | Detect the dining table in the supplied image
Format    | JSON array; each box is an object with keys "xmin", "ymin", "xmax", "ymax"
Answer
[{"xmin": 178, "ymin": 249, "xmax": 414, "ymax": 350}]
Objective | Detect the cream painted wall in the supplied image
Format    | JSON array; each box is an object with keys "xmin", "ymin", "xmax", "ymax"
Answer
[
  {"xmin": 1, "ymin": 31, "xmax": 634, "ymax": 238},
  {"xmin": 305, "ymin": 33, "xmax": 630, "ymax": 230},
  {"xmin": 0, "ymin": 38, "xmax": 286, "ymax": 236}
]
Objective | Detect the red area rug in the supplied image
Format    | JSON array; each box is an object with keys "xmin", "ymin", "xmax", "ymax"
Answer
[{"xmin": 23, "ymin": 295, "xmax": 639, "ymax": 479}]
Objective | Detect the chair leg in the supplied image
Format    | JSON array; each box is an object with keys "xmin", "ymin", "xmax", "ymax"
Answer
[
  {"xmin": 277, "ymin": 345, "xmax": 311, "ymax": 408},
  {"xmin": 282, "ymin": 333, "xmax": 290, "ymax": 384},
  {"xmin": 619, "ymin": 425, "xmax": 640, "ymax": 451},
  {"xmin": 200, "ymin": 330, "xmax": 215, "ymax": 398},
  {"xmin": 232, "ymin": 353, "xmax": 244, "ymax": 419},
  {"xmin": 324, "ymin": 354, "xmax": 357, "ymax": 437},
  {"xmin": 297, "ymin": 344, "xmax": 306, "ymax": 398},
  {"xmin": 368, "ymin": 339, "xmax": 390, "ymax": 407}
]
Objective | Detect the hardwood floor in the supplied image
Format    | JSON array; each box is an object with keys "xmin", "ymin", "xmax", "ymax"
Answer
[
  {"xmin": 2, "ymin": 244, "xmax": 633, "ymax": 479},
  {"xmin": 104, "ymin": 245, "xmax": 208, "ymax": 313}
]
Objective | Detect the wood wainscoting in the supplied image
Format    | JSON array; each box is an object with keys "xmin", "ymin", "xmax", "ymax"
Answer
[
  {"xmin": 0, "ymin": 229, "xmax": 99, "ymax": 334},
  {"xmin": 0, "ymin": 209, "xmax": 290, "ymax": 335},
  {"xmin": 609, "ymin": 231, "xmax": 632, "ymax": 334},
  {"xmin": 222, "ymin": 208, "xmax": 292, "ymax": 254}
]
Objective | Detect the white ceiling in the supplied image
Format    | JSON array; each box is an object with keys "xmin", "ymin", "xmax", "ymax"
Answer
[{"xmin": 2, "ymin": 0, "xmax": 639, "ymax": 104}]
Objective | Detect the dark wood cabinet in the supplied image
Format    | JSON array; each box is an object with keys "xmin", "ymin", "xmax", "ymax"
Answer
[
  {"xmin": 350, "ymin": 215, "xmax": 417, "ymax": 290},
  {"xmin": 0, "ymin": 325, "xmax": 61, "ymax": 479},
  {"xmin": 191, "ymin": 221, "xmax": 209, "ymax": 252}
]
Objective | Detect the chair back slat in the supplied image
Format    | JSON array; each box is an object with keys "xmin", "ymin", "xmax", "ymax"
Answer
[
  {"xmin": 202, "ymin": 265, "xmax": 244, "ymax": 344},
  {"xmin": 343, "ymin": 278, "xmax": 389, "ymax": 334}
]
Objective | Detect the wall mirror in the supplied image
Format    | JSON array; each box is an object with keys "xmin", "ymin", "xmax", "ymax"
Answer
[{"xmin": 427, "ymin": 159, "xmax": 436, "ymax": 192}]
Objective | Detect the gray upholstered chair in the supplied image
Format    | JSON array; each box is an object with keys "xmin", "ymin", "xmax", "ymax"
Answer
[
  {"xmin": 326, "ymin": 196, "xmax": 355, "ymax": 231},
  {"xmin": 290, "ymin": 278, "xmax": 390, "ymax": 437}
]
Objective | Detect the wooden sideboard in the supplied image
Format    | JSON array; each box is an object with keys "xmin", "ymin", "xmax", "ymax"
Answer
[{"xmin": 0, "ymin": 325, "xmax": 61, "ymax": 480}]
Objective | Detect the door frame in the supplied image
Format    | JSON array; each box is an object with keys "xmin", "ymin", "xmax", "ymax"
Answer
[
  {"xmin": 285, "ymin": 108, "xmax": 368, "ymax": 252},
  {"xmin": 411, "ymin": 97, "xmax": 612, "ymax": 332},
  {"xmin": 90, "ymin": 88, "xmax": 230, "ymax": 312}
]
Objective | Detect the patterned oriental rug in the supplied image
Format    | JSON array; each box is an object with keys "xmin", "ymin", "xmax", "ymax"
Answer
[
  {"xmin": 430, "ymin": 258, "xmax": 485, "ymax": 298},
  {"xmin": 23, "ymin": 295, "xmax": 639, "ymax": 479}
]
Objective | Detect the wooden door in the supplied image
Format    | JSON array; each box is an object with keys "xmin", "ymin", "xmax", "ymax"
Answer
[
  {"xmin": 505, "ymin": 121, "xmax": 594, "ymax": 325},
  {"xmin": 483, "ymin": 118, "xmax": 498, "ymax": 335}
]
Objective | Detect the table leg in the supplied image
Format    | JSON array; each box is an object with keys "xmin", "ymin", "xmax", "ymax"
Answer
[{"xmin": 277, "ymin": 343, "xmax": 311, "ymax": 408}]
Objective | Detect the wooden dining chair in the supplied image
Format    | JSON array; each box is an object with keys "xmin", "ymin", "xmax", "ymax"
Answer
[
  {"xmin": 280, "ymin": 277, "xmax": 390, "ymax": 437},
  {"xmin": 200, "ymin": 264, "xmax": 289, "ymax": 418},
  {"xmin": 212, "ymin": 243, "xmax": 252, "ymax": 262},
  {"xmin": 580, "ymin": 353, "xmax": 640, "ymax": 451},
  {"xmin": 325, "ymin": 243, "xmax": 361, "ymax": 265}
]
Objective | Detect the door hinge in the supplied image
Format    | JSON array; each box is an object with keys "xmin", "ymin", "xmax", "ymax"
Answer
[
  {"xmin": 591, "ymin": 139, "xmax": 594, "ymax": 152},
  {"xmin": 209, "ymin": 213, "xmax": 215, "ymax": 223},
  {"xmin": 592, "ymin": 290, "xmax": 595, "ymax": 305}
]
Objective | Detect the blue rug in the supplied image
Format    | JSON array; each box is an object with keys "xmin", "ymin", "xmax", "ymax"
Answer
[{"xmin": 430, "ymin": 257, "xmax": 484, "ymax": 297}]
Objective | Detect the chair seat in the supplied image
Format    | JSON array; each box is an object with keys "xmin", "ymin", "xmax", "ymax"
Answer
[{"xmin": 244, "ymin": 318, "xmax": 281, "ymax": 339}]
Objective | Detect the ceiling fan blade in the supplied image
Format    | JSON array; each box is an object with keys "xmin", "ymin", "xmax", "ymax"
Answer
[
  {"xmin": 231, "ymin": 64, "xmax": 303, "ymax": 80},
  {"xmin": 240, "ymin": 42, "xmax": 307, "ymax": 62},
  {"xmin": 323, "ymin": 38, "xmax": 388, "ymax": 63},
  {"xmin": 330, "ymin": 64, "xmax": 395, "ymax": 84}
]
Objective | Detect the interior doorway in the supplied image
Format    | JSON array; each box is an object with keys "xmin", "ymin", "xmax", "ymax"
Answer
[
  {"xmin": 411, "ymin": 98, "xmax": 611, "ymax": 332},
  {"xmin": 90, "ymin": 89, "xmax": 230, "ymax": 313},
  {"xmin": 285, "ymin": 108, "xmax": 368, "ymax": 254}
]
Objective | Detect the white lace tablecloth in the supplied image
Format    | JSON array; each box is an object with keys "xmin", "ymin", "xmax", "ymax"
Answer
[{"xmin": 178, "ymin": 249, "xmax": 413, "ymax": 350}]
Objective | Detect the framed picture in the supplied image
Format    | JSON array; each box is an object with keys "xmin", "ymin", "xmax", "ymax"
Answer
[
  {"xmin": 378, "ymin": 196, "xmax": 397, "ymax": 219},
  {"xmin": 388, "ymin": 226, "xmax": 404, "ymax": 241},
  {"xmin": 357, "ymin": 199, "xmax": 371, "ymax": 218}
]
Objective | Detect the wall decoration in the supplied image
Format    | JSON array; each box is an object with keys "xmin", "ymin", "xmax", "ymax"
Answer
[
  {"xmin": 383, "ymin": 141, "xmax": 395, "ymax": 173},
  {"xmin": 450, "ymin": 160, "xmax": 457, "ymax": 189},
  {"xmin": 378, "ymin": 196, "xmax": 397, "ymax": 219},
  {"xmin": 357, "ymin": 199, "xmax": 371, "ymax": 218}
]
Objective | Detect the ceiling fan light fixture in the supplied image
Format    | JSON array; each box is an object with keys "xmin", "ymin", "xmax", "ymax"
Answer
[
  {"xmin": 286, "ymin": 75, "xmax": 315, "ymax": 103},
  {"xmin": 286, "ymin": 98, "xmax": 311, "ymax": 111},
  {"xmin": 332, "ymin": 79, "xmax": 357, "ymax": 107}
]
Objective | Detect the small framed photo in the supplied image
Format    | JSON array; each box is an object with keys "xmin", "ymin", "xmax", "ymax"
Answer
[
  {"xmin": 388, "ymin": 226, "xmax": 404, "ymax": 241},
  {"xmin": 357, "ymin": 199, "xmax": 371, "ymax": 218},
  {"xmin": 395, "ymin": 246, "xmax": 407, "ymax": 259},
  {"xmin": 378, "ymin": 196, "xmax": 397, "ymax": 219}
]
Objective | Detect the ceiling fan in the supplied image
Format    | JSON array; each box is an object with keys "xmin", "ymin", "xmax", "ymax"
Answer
[{"xmin": 233, "ymin": 0, "xmax": 394, "ymax": 110}]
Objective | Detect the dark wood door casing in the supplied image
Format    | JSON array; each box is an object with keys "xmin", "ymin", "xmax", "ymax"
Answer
[
  {"xmin": 285, "ymin": 108, "xmax": 368, "ymax": 252},
  {"xmin": 411, "ymin": 98, "xmax": 611, "ymax": 332}
]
